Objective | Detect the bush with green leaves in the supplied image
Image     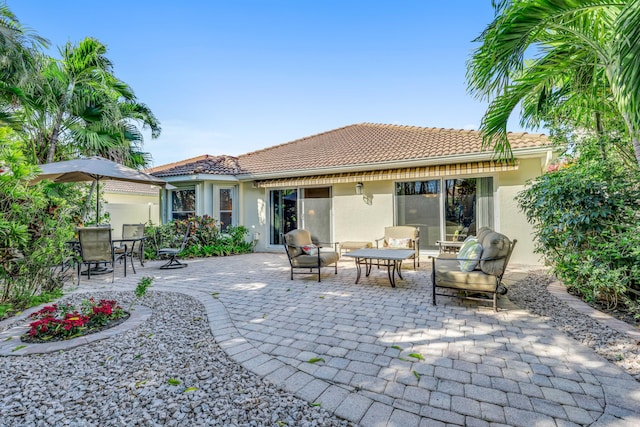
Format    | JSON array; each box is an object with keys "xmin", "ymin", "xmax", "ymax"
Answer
[
  {"xmin": 0, "ymin": 135, "xmax": 77, "ymax": 311},
  {"xmin": 517, "ymin": 157, "xmax": 640, "ymax": 312},
  {"xmin": 144, "ymin": 215, "xmax": 252, "ymax": 260}
]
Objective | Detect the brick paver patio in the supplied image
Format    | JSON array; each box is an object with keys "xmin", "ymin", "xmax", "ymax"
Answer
[{"xmin": 29, "ymin": 253, "xmax": 640, "ymax": 426}]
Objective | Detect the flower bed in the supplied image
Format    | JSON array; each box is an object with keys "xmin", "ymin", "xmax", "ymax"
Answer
[{"xmin": 22, "ymin": 298, "xmax": 129, "ymax": 343}]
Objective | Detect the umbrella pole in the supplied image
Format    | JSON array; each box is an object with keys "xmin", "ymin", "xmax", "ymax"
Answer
[{"xmin": 96, "ymin": 179, "xmax": 100, "ymax": 225}]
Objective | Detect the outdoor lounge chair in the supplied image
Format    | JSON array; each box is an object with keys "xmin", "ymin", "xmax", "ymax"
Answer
[
  {"xmin": 77, "ymin": 226, "xmax": 116, "ymax": 283},
  {"xmin": 430, "ymin": 229, "xmax": 516, "ymax": 311},
  {"xmin": 375, "ymin": 226, "xmax": 420, "ymax": 268},
  {"xmin": 283, "ymin": 229, "xmax": 339, "ymax": 282},
  {"xmin": 158, "ymin": 223, "xmax": 191, "ymax": 269}
]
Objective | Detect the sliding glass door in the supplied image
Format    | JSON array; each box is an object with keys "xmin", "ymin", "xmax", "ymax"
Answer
[
  {"xmin": 444, "ymin": 177, "xmax": 493, "ymax": 240},
  {"xmin": 270, "ymin": 187, "xmax": 332, "ymax": 245},
  {"xmin": 300, "ymin": 187, "xmax": 331, "ymax": 244},
  {"xmin": 395, "ymin": 177, "xmax": 494, "ymax": 248},
  {"xmin": 270, "ymin": 189, "xmax": 297, "ymax": 245},
  {"xmin": 395, "ymin": 180, "xmax": 441, "ymax": 249}
]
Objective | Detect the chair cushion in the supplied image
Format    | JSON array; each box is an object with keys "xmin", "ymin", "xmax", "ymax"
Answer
[
  {"xmin": 285, "ymin": 229, "xmax": 312, "ymax": 258},
  {"xmin": 435, "ymin": 263, "xmax": 498, "ymax": 292},
  {"xmin": 475, "ymin": 227, "xmax": 492, "ymax": 242},
  {"xmin": 479, "ymin": 231, "xmax": 511, "ymax": 276},
  {"xmin": 457, "ymin": 238, "xmax": 483, "ymax": 272},
  {"xmin": 385, "ymin": 226, "xmax": 418, "ymax": 240},
  {"xmin": 291, "ymin": 252, "xmax": 339, "ymax": 268}
]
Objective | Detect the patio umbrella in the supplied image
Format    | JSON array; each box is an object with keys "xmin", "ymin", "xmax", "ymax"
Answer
[{"xmin": 30, "ymin": 156, "xmax": 168, "ymax": 224}]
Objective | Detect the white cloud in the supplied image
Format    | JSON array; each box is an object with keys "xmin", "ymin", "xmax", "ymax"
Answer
[{"xmin": 463, "ymin": 123, "xmax": 478, "ymax": 130}]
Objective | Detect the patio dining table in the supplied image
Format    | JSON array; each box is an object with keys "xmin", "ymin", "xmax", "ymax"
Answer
[{"xmin": 343, "ymin": 248, "xmax": 415, "ymax": 287}]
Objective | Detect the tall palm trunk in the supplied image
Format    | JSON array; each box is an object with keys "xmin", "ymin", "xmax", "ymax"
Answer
[{"xmin": 45, "ymin": 81, "xmax": 75, "ymax": 163}]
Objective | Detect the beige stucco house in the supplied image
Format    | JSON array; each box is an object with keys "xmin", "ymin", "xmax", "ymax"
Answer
[{"xmin": 147, "ymin": 123, "xmax": 553, "ymax": 265}]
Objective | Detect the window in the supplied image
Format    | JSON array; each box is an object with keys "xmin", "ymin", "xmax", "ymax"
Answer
[
  {"xmin": 171, "ymin": 188, "xmax": 195, "ymax": 220},
  {"xmin": 395, "ymin": 180, "xmax": 441, "ymax": 249},
  {"xmin": 395, "ymin": 177, "xmax": 494, "ymax": 249},
  {"xmin": 219, "ymin": 188, "xmax": 233, "ymax": 231}
]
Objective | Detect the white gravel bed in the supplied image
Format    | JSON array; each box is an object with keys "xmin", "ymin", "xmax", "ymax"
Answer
[
  {"xmin": 0, "ymin": 291, "xmax": 353, "ymax": 427},
  {"xmin": 508, "ymin": 271, "xmax": 640, "ymax": 381}
]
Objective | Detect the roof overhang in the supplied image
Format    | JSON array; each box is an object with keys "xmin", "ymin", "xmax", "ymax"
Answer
[
  {"xmin": 157, "ymin": 173, "xmax": 240, "ymax": 183},
  {"xmin": 241, "ymin": 145, "xmax": 553, "ymax": 182},
  {"xmin": 252, "ymin": 160, "xmax": 520, "ymax": 188}
]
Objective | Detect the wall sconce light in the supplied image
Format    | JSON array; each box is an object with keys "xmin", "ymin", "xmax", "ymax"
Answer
[{"xmin": 355, "ymin": 182, "xmax": 364, "ymax": 195}]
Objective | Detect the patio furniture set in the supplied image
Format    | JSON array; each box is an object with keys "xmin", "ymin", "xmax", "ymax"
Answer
[
  {"xmin": 283, "ymin": 225, "xmax": 516, "ymax": 311},
  {"xmin": 72, "ymin": 222, "xmax": 191, "ymax": 283}
]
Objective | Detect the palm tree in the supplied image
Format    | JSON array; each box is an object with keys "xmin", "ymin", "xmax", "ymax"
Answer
[
  {"xmin": 467, "ymin": 0, "xmax": 640, "ymax": 167},
  {"xmin": 19, "ymin": 37, "xmax": 160, "ymax": 166},
  {"xmin": 0, "ymin": 4, "xmax": 48, "ymax": 127}
]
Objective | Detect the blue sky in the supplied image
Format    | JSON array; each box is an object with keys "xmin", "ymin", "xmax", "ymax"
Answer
[{"xmin": 10, "ymin": 1, "xmax": 527, "ymax": 167}]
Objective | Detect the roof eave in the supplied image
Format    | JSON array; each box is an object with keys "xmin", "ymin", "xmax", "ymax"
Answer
[{"xmin": 158, "ymin": 173, "xmax": 240, "ymax": 183}]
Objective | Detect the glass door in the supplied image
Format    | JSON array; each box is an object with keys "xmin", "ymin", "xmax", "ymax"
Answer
[
  {"xmin": 395, "ymin": 180, "xmax": 441, "ymax": 250},
  {"xmin": 270, "ymin": 189, "xmax": 297, "ymax": 245},
  {"xmin": 300, "ymin": 187, "xmax": 332, "ymax": 244},
  {"xmin": 443, "ymin": 177, "xmax": 493, "ymax": 241}
]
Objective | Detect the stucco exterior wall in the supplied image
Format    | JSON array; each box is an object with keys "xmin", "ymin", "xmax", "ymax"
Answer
[
  {"xmin": 240, "ymin": 184, "xmax": 270, "ymax": 251},
  {"xmin": 103, "ymin": 193, "xmax": 159, "ymax": 239},
  {"xmin": 332, "ymin": 181, "xmax": 394, "ymax": 246},
  {"xmin": 166, "ymin": 156, "xmax": 548, "ymax": 265},
  {"xmin": 495, "ymin": 157, "xmax": 544, "ymax": 265}
]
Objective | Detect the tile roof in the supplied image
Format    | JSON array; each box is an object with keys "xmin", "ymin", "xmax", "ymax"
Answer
[
  {"xmin": 236, "ymin": 123, "xmax": 549, "ymax": 175},
  {"xmin": 148, "ymin": 155, "xmax": 241, "ymax": 178},
  {"xmin": 102, "ymin": 180, "xmax": 161, "ymax": 195},
  {"xmin": 149, "ymin": 123, "xmax": 550, "ymax": 178}
]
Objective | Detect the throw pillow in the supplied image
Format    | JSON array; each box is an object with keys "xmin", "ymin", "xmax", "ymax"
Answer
[
  {"xmin": 302, "ymin": 244, "xmax": 318, "ymax": 256},
  {"xmin": 387, "ymin": 237, "xmax": 411, "ymax": 249},
  {"xmin": 457, "ymin": 238, "xmax": 483, "ymax": 272}
]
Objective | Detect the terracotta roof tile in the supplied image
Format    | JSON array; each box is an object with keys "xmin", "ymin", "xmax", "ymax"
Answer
[
  {"xmin": 149, "ymin": 123, "xmax": 550, "ymax": 178},
  {"xmin": 102, "ymin": 180, "xmax": 160, "ymax": 195},
  {"xmin": 150, "ymin": 155, "xmax": 241, "ymax": 177},
  {"xmin": 235, "ymin": 123, "xmax": 549, "ymax": 175}
]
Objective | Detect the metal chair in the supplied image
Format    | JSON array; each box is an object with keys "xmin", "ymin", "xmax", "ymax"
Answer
[
  {"xmin": 375, "ymin": 226, "xmax": 420, "ymax": 268},
  {"xmin": 77, "ymin": 227, "xmax": 116, "ymax": 283},
  {"xmin": 114, "ymin": 224, "xmax": 146, "ymax": 274},
  {"xmin": 158, "ymin": 222, "xmax": 191, "ymax": 269},
  {"xmin": 282, "ymin": 229, "xmax": 339, "ymax": 282}
]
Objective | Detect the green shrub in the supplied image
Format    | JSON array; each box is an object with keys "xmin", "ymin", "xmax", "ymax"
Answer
[
  {"xmin": 517, "ymin": 157, "xmax": 640, "ymax": 312},
  {"xmin": 144, "ymin": 216, "xmax": 252, "ymax": 260},
  {"xmin": 0, "ymin": 135, "xmax": 76, "ymax": 310}
]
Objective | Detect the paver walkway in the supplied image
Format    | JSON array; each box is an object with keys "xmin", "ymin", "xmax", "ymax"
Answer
[{"xmin": 13, "ymin": 253, "xmax": 640, "ymax": 426}]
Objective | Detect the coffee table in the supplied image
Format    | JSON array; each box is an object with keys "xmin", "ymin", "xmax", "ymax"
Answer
[{"xmin": 343, "ymin": 248, "xmax": 415, "ymax": 287}]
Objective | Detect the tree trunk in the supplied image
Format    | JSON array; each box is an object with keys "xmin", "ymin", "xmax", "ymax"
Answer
[
  {"xmin": 82, "ymin": 181, "xmax": 97, "ymax": 223},
  {"xmin": 595, "ymin": 111, "xmax": 607, "ymax": 161},
  {"xmin": 618, "ymin": 107, "xmax": 640, "ymax": 169},
  {"xmin": 633, "ymin": 136, "xmax": 640, "ymax": 169}
]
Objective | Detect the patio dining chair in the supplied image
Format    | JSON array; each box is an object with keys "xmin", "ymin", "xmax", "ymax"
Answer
[
  {"xmin": 158, "ymin": 222, "xmax": 191, "ymax": 269},
  {"xmin": 77, "ymin": 226, "xmax": 116, "ymax": 283},
  {"xmin": 114, "ymin": 224, "xmax": 146, "ymax": 274}
]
